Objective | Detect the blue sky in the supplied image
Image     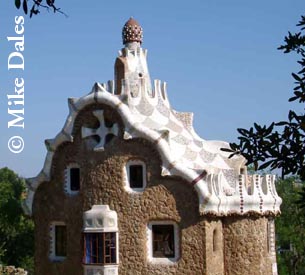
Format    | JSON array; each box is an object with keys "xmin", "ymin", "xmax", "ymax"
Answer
[{"xmin": 0, "ymin": 1, "xmax": 304, "ymax": 177}]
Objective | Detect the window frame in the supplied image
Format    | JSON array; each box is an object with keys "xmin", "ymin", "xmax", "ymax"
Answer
[
  {"xmin": 49, "ymin": 221, "xmax": 67, "ymax": 262},
  {"xmin": 64, "ymin": 164, "xmax": 80, "ymax": 195},
  {"xmin": 124, "ymin": 159, "xmax": 147, "ymax": 192},
  {"xmin": 83, "ymin": 232, "xmax": 118, "ymax": 265},
  {"xmin": 147, "ymin": 221, "xmax": 179, "ymax": 264}
]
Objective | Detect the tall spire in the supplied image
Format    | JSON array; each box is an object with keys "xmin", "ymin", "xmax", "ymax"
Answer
[{"xmin": 114, "ymin": 18, "xmax": 151, "ymax": 96}]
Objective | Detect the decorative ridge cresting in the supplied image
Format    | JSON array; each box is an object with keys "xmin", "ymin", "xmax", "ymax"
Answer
[
  {"xmin": 23, "ymin": 82, "xmax": 281, "ymax": 217},
  {"xmin": 23, "ymin": 18, "xmax": 281, "ymax": 217}
]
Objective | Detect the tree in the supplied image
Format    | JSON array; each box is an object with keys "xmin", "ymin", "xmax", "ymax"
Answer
[
  {"xmin": 0, "ymin": 167, "xmax": 34, "ymax": 273},
  {"xmin": 276, "ymin": 177, "xmax": 305, "ymax": 275},
  {"xmin": 223, "ymin": 15, "xmax": 305, "ymax": 182},
  {"xmin": 14, "ymin": 0, "xmax": 66, "ymax": 18}
]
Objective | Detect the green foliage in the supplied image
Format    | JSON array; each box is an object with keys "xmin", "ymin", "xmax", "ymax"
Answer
[
  {"xmin": 0, "ymin": 167, "xmax": 34, "ymax": 274},
  {"xmin": 296, "ymin": 185, "xmax": 305, "ymax": 209},
  {"xmin": 224, "ymin": 15, "xmax": 305, "ymax": 182},
  {"xmin": 14, "ymin": 0, "xmax": 67, "ymax": 18},
  {"xmin": 276, "ymin": 177, "xmax": 305, "ymax": 275}
]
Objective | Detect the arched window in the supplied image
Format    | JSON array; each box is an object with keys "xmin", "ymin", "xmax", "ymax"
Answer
[{"xmin": 213, "ymin": 228, "xmax": 219, "ymax": 252}]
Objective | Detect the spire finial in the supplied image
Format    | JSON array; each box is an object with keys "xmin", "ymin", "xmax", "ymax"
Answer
[{"xmin": 122, "ymin": 17, "xmax": 143, "ymax": 45}]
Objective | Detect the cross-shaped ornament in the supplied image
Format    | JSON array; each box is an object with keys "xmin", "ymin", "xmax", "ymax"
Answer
[{"xmin": 81, "ymin": 110, "xmax": 119, "ymax": 151}]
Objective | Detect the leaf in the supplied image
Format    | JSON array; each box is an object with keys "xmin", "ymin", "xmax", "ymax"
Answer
[
  {"xmin": 289, "ymin": 96, "xmax": 299, "ymax": 102},
  {"xmin": 298, "ymin": 67, "xmax": 305, "ymax": 74},
  {"xmin": 275, "ymin": 121, "xmax": 288, "ymax": 126},
  {"xmin": 281, "ymin": 145, "xmax": 290, "ymax": 156},
  {"xmin": 254, "ymin": 123, "xmax": 262, "ymax": 132},
  {"xmin": 293, "ymin": 73, "xmax": 303, "ymax": 82},
  {"xmin": 23, "ymin": 0, "xmax": 28, "ymax": 14},
  {"xmin": 46, "ymin": 0, "xmax": 54, "ymax": 6},
  {"xmin": 228, "ymin": 152, "xmax": 240, "ymax": 159},
  {"xmin": 30, "ymin": 5, "xmax": 39, "ymax": 18},
  {"xmin": 238, "ymin": 136, "xmax": 250, "ymax": 143},
  {"xmin": 288, "ymin": 110, "xmax": 296, "ymax": 121},
  {"xmin": 237, "ymin": 128, "xmax": 249, "ymax": 137},
  {"xmin": 229, "ymin": 142, "xmax": 239, "ymax": 151},
  {"xmin": 265, "ymin": 123, "xmax": 274, "ymax": 135},
  {"xmin": 249, "ymin": 127, "xmax": 254, "ymax": 135},
  {"xmin": 220, "ymin": 148, "xmax": 235, "ymax": 153},
  {"xmin": 15, "ymin": 0, "xmax": 21, "ymax": 9}
]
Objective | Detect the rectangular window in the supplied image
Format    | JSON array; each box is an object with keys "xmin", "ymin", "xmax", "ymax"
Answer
[
  {"xmin": 152, "ymin": 224, "xmax": 175, "ymax": 258},
  {"xmin": 55, "ymin": 225, "xmax": 67, "ymax": 257},
  {"xmin": 83, "ymin": 232, "xmax": 117, "ymax": 265},
  {"xmin": 49, "ymin": 222, "xmax": 67, "ymax": 261},
  {"xmin": 70, "ymin": 168, "xmax": 80, "ymax": 191},
  {"xmin": 129, "ymin": 165, "xmax": 143, "ymax": 188}
]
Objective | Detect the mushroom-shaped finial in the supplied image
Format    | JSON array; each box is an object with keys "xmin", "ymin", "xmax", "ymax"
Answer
[{"xmin": 122, "ymin": 17, "xmax": 143, "ymax": 45}]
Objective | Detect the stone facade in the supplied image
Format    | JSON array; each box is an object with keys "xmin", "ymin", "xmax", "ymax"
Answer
[
  {"xmin": 223, "ymin": 216, "xmax": 276, "ymax": 275},
  {"xmin": 33, "ymin": 112, "xmax": 208, "ymax": 274},
  {"xmin": 25, "ymin": 18, "xmax": 281, "ymax": 275}
]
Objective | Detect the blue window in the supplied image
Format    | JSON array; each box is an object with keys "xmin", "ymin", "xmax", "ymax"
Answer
[{"xmin": 83, "ymin": 232, "xmax": 117, "ymax": 265}]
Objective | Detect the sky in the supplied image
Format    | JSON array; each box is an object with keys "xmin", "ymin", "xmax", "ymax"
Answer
[{"xmin": 0, "ymin": 1, "xmax": 304, "ymax": 178}]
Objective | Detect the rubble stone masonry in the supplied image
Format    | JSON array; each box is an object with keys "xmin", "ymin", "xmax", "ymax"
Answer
[
  {"xmin": 223, "ymin": 216, "xmax": 274, "ymax": 275},
  {"xmin": 32, "ymin": 105, "xmax": 275, "ymax": 275},
  {"xmin": 33, "ymin": 105, "xmax": 211, "ymax": 275}
]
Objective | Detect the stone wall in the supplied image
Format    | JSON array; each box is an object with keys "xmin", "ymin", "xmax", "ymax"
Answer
[
  {"xmin": 0, "ymin": 265, "xmax": 27, "ymax": 275},
  {"xmin": 33, "ymin": 104, "xmax": 207, "ymax": 275},
  {"xmin": 223, "ymin": 216, "xmax": 275, "ymax": 275}
]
